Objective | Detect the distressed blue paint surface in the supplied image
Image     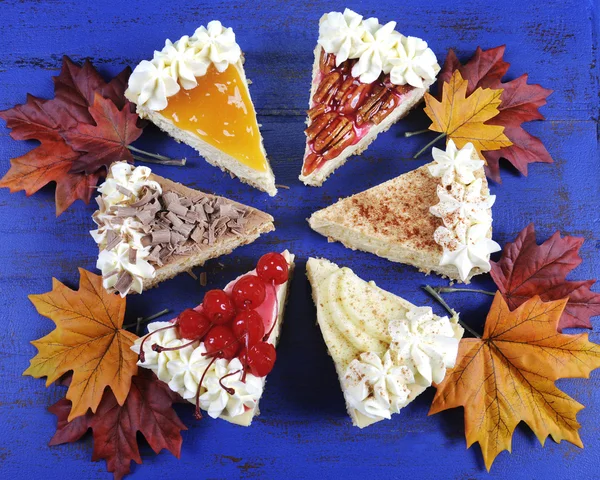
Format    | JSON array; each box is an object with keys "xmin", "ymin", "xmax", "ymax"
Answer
[{"xmin": 0, "ymin": 0, "xmax": 599, "ymax": 478}]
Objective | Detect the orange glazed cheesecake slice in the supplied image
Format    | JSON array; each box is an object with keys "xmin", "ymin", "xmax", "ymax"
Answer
[
  {"xmin": 125, "ymin": 21, "xmax": 277, "ymax": 196},
  {"xmin": 309, "ymin": 141, "xmax": 501, "ymax": 283},
  {"xmin": 306, "ymin": 257, "xmax": 463, "ymax": 428},
  {"xmin": 300, "ymin": 9, "xmax": 440, "ymax": 186},
  {"xmin": 90, "ymin": 162, "xmax": 274, "ymax": 296}
]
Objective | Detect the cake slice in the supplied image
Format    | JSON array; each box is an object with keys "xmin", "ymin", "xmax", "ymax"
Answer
[
  {"xmin": 306, "ymin": 257, "xmax": 463, "ymax": 428},
  {"xmin": 309, "ymin": 141, "xmax": 501, "ymax": 283},
  {"xmin": 300, "ymin": 9, "xmax": 440, "ymax": 186},
  {"xmin": 125, "ymin": 21, "xmax": 277, "ymax": 196},
  {"xmin": 132, "ymin": 250, "xmax": 295, "ymax": 426},
  {"xmin": 90, "ymin": 162, "xmax": 274, "ymax": 296}
]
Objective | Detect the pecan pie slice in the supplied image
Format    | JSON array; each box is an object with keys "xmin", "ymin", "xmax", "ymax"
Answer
[{"xmin": 299, "ymin": 9, "xmax": 440, "ymax": 186}]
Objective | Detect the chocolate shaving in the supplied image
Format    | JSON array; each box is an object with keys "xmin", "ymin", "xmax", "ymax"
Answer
[
  {"xmin": 200, "ymin": 272, "xmax": 207, "ymax": 287},
  {"xmin": 166, "ymin": 211, "xmax": 183, "ymax": 228},
  {"xmin": 105, "ymin": 230, "xmax": 122, "ymax": 251},
  {"xmin": 168, "ymin": 201, "xmax": 188, "ymax": 217},
  {"xmin": 114, "ymin": 271, "xmax": 133, "ymax": 295},
  {"xmin": 129, "ymin": 248, "xmax": 137, "ymax": 264},
  {"xmin": 116, "ymin": 184, "xmax": 134, "ymax": 197},
  {"xmin": 117, "ymin": 206, "xmax": 137, "ymax": 217},
  {"xmin": 152, "ymin": 229, "xmax": 171, "ymax": 245}
]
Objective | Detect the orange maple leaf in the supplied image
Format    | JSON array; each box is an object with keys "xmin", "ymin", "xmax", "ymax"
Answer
[
  {"xmin": 430, "ymin": 293, "xmax": 600, "ymax": 470},
  {"xmin": 24, "ymin": 268, "xmax": 139, "ymax": 421},
  {"xmin": 423, "ymin": 70, "xmax": 513, "ymax": 158}
]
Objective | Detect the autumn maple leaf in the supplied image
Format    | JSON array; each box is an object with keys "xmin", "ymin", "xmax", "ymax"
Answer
[
  {"xmin": 423, "ymin": 70, "xmax": 512, "ymax": 159},
  {"xmin": 24, "ymin": 268, "xmax": 139, "ymax": 421},
  {"xmin": 490, "ymin": 223, "xmax": 600, "ymax": 331},
  {"xmin": 63, "ymin": 93, "xmax": 142, "ymax": 174},
  {"xmin": 437, "ymin": 46, "xmax": 553, "ymax": 182},
  {"xmin": 0, "ymin": 56, "xmax": 140, "ymax": 215},
  {"xmin": 430, "ymin": 293, "xmax": 600, "ymax": 470},
  {"xmin": 49, "ymin": 369, "xmax": 186, "ymax": 480}
]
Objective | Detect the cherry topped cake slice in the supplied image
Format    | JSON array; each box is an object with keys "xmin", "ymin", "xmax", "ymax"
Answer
[
  {"xmin": 309, "ymin": 141, "xmax": 500, "ymax": 283},
  {"xmin": 90, "ymin": 162, "xmax": 274, "ymax": 296},
  {"xmin": 125, "ymin": 21, "xmax": 277, "ymax": 196},
  {"xmin": 132, "ymin": 251, "xmax": 294, "ymax": 426},
  {"xmin": 300, "ymin": 8, "xmax": 440, "ymax": 186},
  {"xmin": 307, "ymin": 257, "xmax": 463, "ymax": 428}
]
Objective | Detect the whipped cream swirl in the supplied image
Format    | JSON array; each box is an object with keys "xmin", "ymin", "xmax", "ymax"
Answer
[
  {"xmin": 389, "ymin": 307, "xmax": 459, "ymax": 386},
  {"xmin": 344, "ymin": 351, "xmax": 413, "ymax": 420},
  {"xmin": 428, "ymin": 140, "xmax": 501, "ymax": 281},
  {"xmin": 91, "ymin": 162, "xmax": 161, "ymax": 296},
  {"xmin": 318, "ymin": 9, "xmax": 439, "ymax": 87},
  {"xmin": 199, "ymin": 358, "xmax": 263, "ymax": 419},
  {"xmin": 125, "ymin": 20, "xmax": 242, "ymax": 111},
  {"xmin": 131, "ymin": 321, "xmax": 183, "ymax": 383}
]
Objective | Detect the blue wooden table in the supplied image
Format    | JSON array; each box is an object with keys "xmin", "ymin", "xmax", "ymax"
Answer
[{"xmin": 1, "ymin": 0, "xmax": 599, "ymax": 478}]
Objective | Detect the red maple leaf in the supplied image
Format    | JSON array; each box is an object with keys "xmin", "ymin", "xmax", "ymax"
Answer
[
  {"xmin": 63, "ymin": 93, "xmax": 142, "ymax": 174},
  {"xmin": 48, "ymin": 369, "xmax": 187, "ymax": 480},
  {"xmin": 490, "ymin": 223, "xmax": 600, "ymax": 331},
  {"xmin": 437, "ymin": 46, "xmax": 553, "ymax": 182},
  {"xmin": 0, "ymin": 56, "xmax": 140, "ymax": 215}
]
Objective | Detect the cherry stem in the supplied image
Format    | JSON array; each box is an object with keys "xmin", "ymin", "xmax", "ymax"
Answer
[
  {"xmin": 404, "ymin": 128, "xmax": 429, "ymax": 138},
  {"xmin": 123, "ymin": 308, "xmax": 170, "ymax": 333},
  {"xmin": 153, "ymin": 337, "xmax": 197, "ymax": 353},
  {"xmin": 138, "ymin": 324, "xmax": 175, "ymax": 363},
  {"xmin": 128, "ymin": 145, "xmax": 187, "ymax": 166},
  {"xmin": 433, "ymin": 286, "xmax": 496, "ymax": 296},
  {"xmin": 219, "ymin": 370, "xmax": 241, "ymax": 395},
  {"xmin": 422, "ymin": 285, "xmax": 481, "ymax": 339},
  {"xmin": 195, "ymin": 356, "xmax": 217, "ymax": 420},
  {"xmin": 413, "ymin": 132, "xmax": 446, "ymax": 159},
  {"xmin": 263, "ymin": 280, "xmax": 279, "ymax": 342}
]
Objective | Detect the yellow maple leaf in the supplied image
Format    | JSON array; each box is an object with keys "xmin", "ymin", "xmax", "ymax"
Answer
[
  {"xmin": 424, "ymin": 70, "xmax": 513, "ymax": 158},
  {"xmin": 24, "ymin": 268, "xmax": 139, "ymax": 421},
  {"xmin": 430, "ymin": 293, "xmax": 600, "ymax": 470}
]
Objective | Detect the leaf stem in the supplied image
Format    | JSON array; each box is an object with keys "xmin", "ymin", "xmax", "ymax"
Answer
[
  {"xmin": 123, "ymin": 308, "xmax": 171, "ymax": 334},
  {"xmin": 404, "ymin": 129, "xmax": 430, "ymax": 138},
  {"xmin": 128, "ymin": 145, "xmax": 186, "ymax": 166},
  {"xmin": 413, "ymin": 133, "xmax": 446, "ymax": 159},
  {"xmin": 423, "ymin": 285, "xmax": 481, "ymax": 338},
  {"xmin": 434, "ymin": 287, "xmax": 496, "ymax": 296}
]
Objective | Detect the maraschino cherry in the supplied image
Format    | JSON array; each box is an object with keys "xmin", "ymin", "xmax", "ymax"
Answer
[
  {"xmin": 203, "ymin": 289, "xmax": 236, "ymax": 324},
  {"xmin": 232, "ymin": 275, "xmax": 266, "ymax": 310},
  {"xmin": 255, "ymin": 252, "xmax": 289, "ymax": 341},
  {"xmin": 257, "ymin": 252, "xmax": 289, "ymax": 285}
]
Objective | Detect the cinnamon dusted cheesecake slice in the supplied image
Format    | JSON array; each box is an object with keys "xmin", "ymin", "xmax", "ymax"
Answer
[
  {"xmin": 300, "ymin": 8, "xmax": 440, "ymax": 186},
  {"xmin": 90, "ymin": 162, "xmax": 274, "ymax": 296},
  {"xmin": 309, "ymin": 141, "xmax": 501, "ymax": 283},
  {"xmin": 125, "ymin": 21, "xmax": 277, "ymax": 196},
  {"xmin": 306, "ymin": 257, "xmax": 463, "ymax": 428},
  {"xmin": 132, "ymin": 251, "xmax": 295, "ymax": 426}
]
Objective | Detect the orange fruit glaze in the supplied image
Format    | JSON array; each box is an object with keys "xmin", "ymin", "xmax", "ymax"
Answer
[{"xmin": 159, "ymin": 64, "xmax": 268, "ymax": 172}]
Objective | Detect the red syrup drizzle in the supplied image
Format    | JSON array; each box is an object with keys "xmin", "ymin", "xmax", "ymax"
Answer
[
  {"xmin": 136, "ymin": 252, "xmax": 289, "ymax": 420},
  {"xmin": 303, "ymin": 50, "xmax": 414, "ymax": 176}
]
